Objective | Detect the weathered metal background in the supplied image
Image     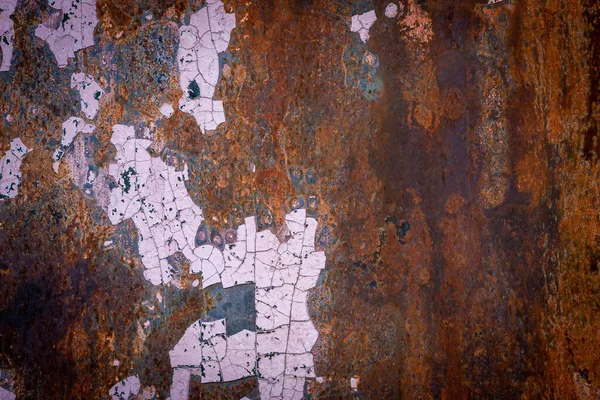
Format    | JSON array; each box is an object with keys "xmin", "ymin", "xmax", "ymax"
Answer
[{"xmin": 1, "ymin": 0, "xmax": 600, "ymax": 398}]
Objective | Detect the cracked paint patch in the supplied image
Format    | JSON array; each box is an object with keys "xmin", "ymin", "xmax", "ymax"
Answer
[
  {"xmin": 0, "ymin": 0, "xmax": 17, "ymax": 72},
  {"xmin": 350, "ymin": 10, "xmax": 377, "ymax": 43},
  {"xmin": 0, "ymin": 387, "xmax": 15, "ymax": 400},
  {"xmin": 170, "ymin": 320, "xmax": 255, "ymax": 391},
  {"xmin": 177, "ymin": 0, "xmax": 235, "ymax": 133},
  {"xmin": 71, "ymin": 72, "xmax": 104, "ymax": 119},
  {"xmin": 52, "ymin": 116, "xmax": 95, "ymax": 173},
  {"xmin": 35, "ymin": 0, "xmax": 98, "ymax": 68},
  {"xmin": 96, "ymin": 12, "xmax": 329, "ymax": 394},
  {"xmin": 169, "ymin": 209, "xmax": 326, "ymax": 400},
  {"xmin": 106, "ymin": 124, "xmax": 204, "ymax": 285},
  {"xmin": 0, "ymin": 137, "xmax": 30, "ymax": 199},
  {"xmin": 109, "ymin": 375, "xmax": 141, "ymax": 400}
]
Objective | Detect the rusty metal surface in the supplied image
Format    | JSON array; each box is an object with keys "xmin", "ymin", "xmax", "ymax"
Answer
[{"xmin": 1, "ymin": 0, "xmax": 600, "ymax": 398}]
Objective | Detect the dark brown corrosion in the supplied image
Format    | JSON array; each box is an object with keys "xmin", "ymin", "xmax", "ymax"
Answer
[{"xmin": 1, "ymin": 0, "xmax": 600, "ymax": 398}]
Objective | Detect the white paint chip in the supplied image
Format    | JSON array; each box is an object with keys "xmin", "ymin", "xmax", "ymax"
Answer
[
  {"xmin": 0, "ymin": 386, "xmax": 15, "ymax": 400},
  {"xmin": 35, "ymin": 0, "xmax": 99, "ymax": 68},
  {"xmin": 109, "ymin": 375, "xmax": 141, "ymax": 400},
  {"xmin": 71, "ymin": 72, "xmax": 104, "ymax": 119},
  {"xmin": 160, "ymin": 103, "xmax": 175, "ymax": 118},
  {"xmin": 177, "ymin": 0, "xmax": 236, "ymax": 133},
  {"xmin": 0, "ymin": 0, "xmax": 18, "ymax": 72},
  {"xmin": 351, "ymin": 9, "xmax": 377, "ymax": 43},
  {"xmin": 105, "ymin": 124, "xmax": 204, "ymax": 285},
  {"xmin": 385, "ymin": 3, "xmax": 399, "ymax": 18},
  {"xmin": 169, "ymin": 209, "xmax": 326, "ymax": 399},
  {"xmin": 1, "ymin": 137, "xmax": 30, "ymax": 199}
]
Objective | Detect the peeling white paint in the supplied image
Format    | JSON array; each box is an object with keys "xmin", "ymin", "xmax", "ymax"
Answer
[
  {"xmin": 160, "ymin": 103, "xmax": 174, "ymax": 118},
  {"xmin": 0, "ymin": 137, "xmax": 30, "ymax": 199},
  {"xmin": 351, "ymin": 10, "xmax": 377, "ymax": 43},
  {"xmin": 0, "ymin": 0, "xmax": 17, "ymax": 72},
  {"xmin": 35, "ymin": 0, "xmax": 99, "ymax": 68},
  {"xmin": 53, "ymin": 117, "xmax": 95, "ymax": 173},
  {"xmin": 106, "ymin": 124, "xmax": 204, "ymax": 285},
  {"xmin": 385, "ymin": 3, "xmax": 399, "ymax": 18},
  {"xmin": 177, "ymin": 0, "xmax": 236, "ymax": 133},
  {"xmin": 0, "ymin": 387, "xmax": 15, "ymax": 400},
  {"xmin": 351, "ymin": 376, "xmax": 359, "ymax": 392},
  {"xmin": 170, "ymin": 320, "xmax": 255, "ymax": 387},
  {"xmin": 109, "ymin": 375, "xmax": 141, "ymax": 400},
  {"xmin": 71, "ymin": 72, "xmax": 104, "ymax": 119},
  {"xmin": 169, "ymin": 208, "xmax": 326, "ymax": 400},
  {"xmin": 100, "ymin": 122, "xmax": 328, "ymax": 397}
]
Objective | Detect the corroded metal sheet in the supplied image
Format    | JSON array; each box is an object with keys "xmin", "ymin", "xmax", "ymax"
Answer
[{"xmin": 1, "ymin": 0, "xmax": 600, "ymax": 399}]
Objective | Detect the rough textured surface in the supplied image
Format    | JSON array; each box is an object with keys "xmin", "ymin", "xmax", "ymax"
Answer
[{"xmin": 2, "ymin": 0, "xmax": 600, "ymax": 398}]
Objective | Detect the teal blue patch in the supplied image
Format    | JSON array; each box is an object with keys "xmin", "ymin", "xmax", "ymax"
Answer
[
  {"xmin": 343, "ymin": 40, "xmax": 383, "ymax": 100},
  {"xmin": 119, "ymin": 167, "xmax": 136, "ymax": 193}
]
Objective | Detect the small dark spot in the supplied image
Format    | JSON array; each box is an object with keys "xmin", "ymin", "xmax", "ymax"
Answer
[
  {"xmin": 578, "ymin": 368, "xmax": 591, "ymax": 384},
  {"xmin": 61, "ymin": 12, "xmax": 70, "ymax": 26},
  {"xmin": 187, "ymin": 80, "xmax": 201, "ymax": 99}
]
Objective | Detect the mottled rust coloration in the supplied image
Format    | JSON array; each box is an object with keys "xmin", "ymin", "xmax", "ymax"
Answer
[{"xmin": 2, "ymin": 0, "xmax": 600, "ymax": 398}]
